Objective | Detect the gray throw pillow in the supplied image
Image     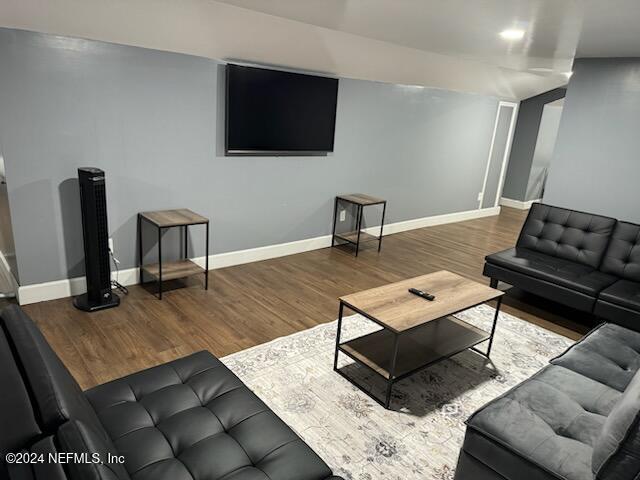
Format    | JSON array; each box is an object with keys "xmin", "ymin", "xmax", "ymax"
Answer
[{"xmin": 593, "ymin": 369, "xmax": 640, "ymax": 479}]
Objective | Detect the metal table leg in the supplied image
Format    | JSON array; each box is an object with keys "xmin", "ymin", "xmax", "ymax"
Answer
[
  {"xmin": 333, "ymin": 302, "xmax": 344, "ymax": 371},
  {"xmin": 331, "ymin": 197, "xmax": 339, "ymax": 247},
  {"xmin": 157, "ymin": 226, "xmax": 163, "ymax": 300},
  {"xmin": 485, "ymin": 296, "xmax": 502, "ymax": 357},
  {"xmin": 355, "ymin": 205, "xmax": 363, "ymax": 257},
  {"xmin": 384, "ymin": 334, "xmax": 400, "ymax": 409},
  {"xmin": 205, "ymin": 221, "xmax": 209, "ymax": 290},
  {"xmin": 378, "ymin": 201, "xmax": 387, "ymax": 252},
  {"xmin": 138, "ymin": 214, "xmax": 143, "ymax": 284},
  {"xmin": 184, "ymin": 225, "xmax": 188, "ymax": 259}
]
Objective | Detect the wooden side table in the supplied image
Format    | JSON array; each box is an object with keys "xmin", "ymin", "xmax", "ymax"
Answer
[
  {"xmin": 138, "ymin": 209, "xmax": 209, "ymax": 299},
  {"xmin": 332, "ymin": 194, "xmax": 386, "ymax": 256}
]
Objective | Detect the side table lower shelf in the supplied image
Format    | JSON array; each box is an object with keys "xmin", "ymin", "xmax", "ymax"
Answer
[
  {"xmin": 333, "ymin": 231, "xmax": 379, "ymax": 246},
  {"xmin": 141, "ymin": 259, "xmax": 204, "ymax": 281}
]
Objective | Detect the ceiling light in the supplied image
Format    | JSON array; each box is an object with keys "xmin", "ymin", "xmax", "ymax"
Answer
[{"xmin": 500, "ymin": 29, "xmax": 525, "ymax": 40}]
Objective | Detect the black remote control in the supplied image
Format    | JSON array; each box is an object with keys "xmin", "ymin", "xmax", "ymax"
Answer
[{"xmin": 408, "ymin": 288, "xmax": 435, "ymax": 301}]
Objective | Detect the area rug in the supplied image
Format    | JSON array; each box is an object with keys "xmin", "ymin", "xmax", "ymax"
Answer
[{"xmin": 222, "ymin": 305, "xmax": 573, "ymax": 480}]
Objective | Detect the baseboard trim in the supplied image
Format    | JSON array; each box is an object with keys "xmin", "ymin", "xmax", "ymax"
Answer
[
  {"xmin": 17, "ymin": 206, "xmax": 501, "ymax": 305},
  {"xmin": 499, "ymin": 197, "xmax": 541, "ymax": 210},
  {"xmin": 362, "ymin": 206, "xmax": 501, "ymax": 236}
]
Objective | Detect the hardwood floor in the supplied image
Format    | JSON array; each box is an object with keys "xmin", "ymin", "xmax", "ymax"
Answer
[{"xmin": 22, "ymin": 207, "xmax": 592, "ymax": 390}]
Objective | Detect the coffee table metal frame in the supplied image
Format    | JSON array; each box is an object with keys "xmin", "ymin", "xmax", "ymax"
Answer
[{"xmin": 333, "ymin": 295, "xmax": 503, "ymax": 409}]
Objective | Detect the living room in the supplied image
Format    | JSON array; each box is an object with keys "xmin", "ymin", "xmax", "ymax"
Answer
[{"xmin": 1, "ymin": 1, "xmax": 639, "ymax": 479}]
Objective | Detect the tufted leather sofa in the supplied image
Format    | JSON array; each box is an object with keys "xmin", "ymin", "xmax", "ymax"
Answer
[
  {"xmin": 454, "ymin": 322, "xmax": 640, "ymax": 480},
  {"xmin": 484, "ymin": 203, "xmax": 640, "ymax": 330},
  {"xmin": 0, "ymin": 305, "xmax": 342, "ymax": 480}
]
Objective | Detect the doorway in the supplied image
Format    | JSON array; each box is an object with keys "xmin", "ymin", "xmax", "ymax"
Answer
[
  {"xmin": 526, "ymin": 99, "xmax": 564, "ymax": 201},
  {"xmin": 479, "ymin": 101, "xmax": 518, "ymax": 209}
]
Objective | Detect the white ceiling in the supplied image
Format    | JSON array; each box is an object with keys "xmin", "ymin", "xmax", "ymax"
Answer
[
  {"xmin": 219, "ymin": 0, "xmax": 640, "ymax": 72},
  {"xmin": 1, "ymin": 0, "xmax": 638, "ymax": 99}
]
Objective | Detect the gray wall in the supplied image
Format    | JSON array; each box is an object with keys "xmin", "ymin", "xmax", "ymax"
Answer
[
  {"xmin": 0, "ymin": 28, "xmax": 500, "ymax": 286},
  {"xmin": 502, "ymin": 88, "xmax": 566, "ymax": 201},
  {"xmin": 545, "ymin": 58, "xmax": 640, "ymax": 222},
  {"xmin": 526, "ymin": 103, "xmax": 563, "ymax": 201}
]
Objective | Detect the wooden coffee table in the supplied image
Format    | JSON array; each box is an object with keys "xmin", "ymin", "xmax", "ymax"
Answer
[{"xmin": 333, "ymin": 271, "xmax": 504, "ymax": 409}]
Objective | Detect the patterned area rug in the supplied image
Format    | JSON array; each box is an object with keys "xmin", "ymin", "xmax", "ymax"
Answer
[{"xmin": 222, "ymin": 305, "xmax": 573, "ymax": 480}]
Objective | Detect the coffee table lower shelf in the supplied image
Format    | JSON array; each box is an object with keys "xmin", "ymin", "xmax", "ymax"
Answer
[
  {"xmin": 339, "ymin": 316, "xmax": 489, "ymax": 381},
  {"xmin": 334, "ymin": 311, "xmax": 500, "ymax": 409}
]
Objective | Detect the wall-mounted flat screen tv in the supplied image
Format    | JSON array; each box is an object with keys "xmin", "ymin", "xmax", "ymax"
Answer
[{"xmin": 225, "ymin": 64, "xmax": 339, "ymax": 155}]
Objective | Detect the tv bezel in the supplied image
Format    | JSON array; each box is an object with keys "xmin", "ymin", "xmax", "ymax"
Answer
[{"xmin": 224, "ymin": 64, "xmax": 338, "ymax": 156}]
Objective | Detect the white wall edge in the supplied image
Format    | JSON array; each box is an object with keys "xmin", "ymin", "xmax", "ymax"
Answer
[
  {"xmin": 0, "ymin": 250, "xmax": 19, "ymax": 299},
  {"xmin": 17, "ymin": 206, "xmax": 501, "ymax": 305},
  {"xmin": 499, "ymin": 197, "xmax": 541, "ymax": 210}
]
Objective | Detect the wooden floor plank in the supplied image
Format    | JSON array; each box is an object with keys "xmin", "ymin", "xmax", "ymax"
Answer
[{"xmin": 19, "ymin": 207, "xmax": 591, "ymax": 389}]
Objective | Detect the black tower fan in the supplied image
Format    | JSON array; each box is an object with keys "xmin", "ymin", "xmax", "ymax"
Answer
[{"xmin": 73, "ymin": 167, "xmax": 120, "ymax": 311}]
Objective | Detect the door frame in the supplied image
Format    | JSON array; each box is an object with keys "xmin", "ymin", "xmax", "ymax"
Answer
[{"xmin": 478, "ymin": 101, "xmax": 519, "ymax": 209}]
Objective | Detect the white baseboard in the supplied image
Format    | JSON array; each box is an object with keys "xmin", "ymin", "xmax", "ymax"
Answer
[
  {"xmin": 17, "ymin": 206, "xmax": 501, "ymax": 305},
  {"xmin": 191, "ymin": 234, "xmax": 333, "ymax": 270},
  {"xmin": 499, "ymin": 197, "xmax": 541, "ymax": 210},
  {"xmin": 362, "ymin": 206, "xmax": 501, "ymax": 236}
]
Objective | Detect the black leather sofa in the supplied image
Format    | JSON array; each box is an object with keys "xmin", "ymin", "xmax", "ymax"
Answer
[
  {"xmin": 454, "ymin": 321, "xmax": 640, "ymax": 480},
  {"xmin": 0, "ymin": 305, "xmax": 342, "ymax": 480},
  {"xmin": 484, "ymin": 203, "xmax": 640, "ymax": 330}
]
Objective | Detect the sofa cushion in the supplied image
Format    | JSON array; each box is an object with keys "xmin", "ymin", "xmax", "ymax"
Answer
[
  {"xmin": 594, "ymin": 300, "xmax": 640, "ymax": 333},
  {"xmin": 485, "ymin": 247, "xmax": 616, "ymax": 296},
  {"xmin": 57, "ymin": 420, "xmax": 131, "ymax": 480},
  {"xmin": 551, "ymin": 323, "xmax": 640, "ymax": 392},
  {"xmin": 1, "ymin": 305, "xmax": 107, "ymax": 437},
  {"xmin": 85, "ymin": 350, "xmax": 334, "ymax": 480},
  {"xmin": 592, "ymin": 370, "xmax": 640, "ymax": 479},
  {"xmin": 465, "ymin": 364, "xmax": 619, "ymax": 480},
  {"xmin": 600, "ymin": 221, "xmax": 640, "ymax": 282},
  {"xmin": 459, "ymin": 430, "xmax": 573, "ymax": 480},
  {"xmin": 599, "ymin": 280, "xmax": 640, "ymax": 312},
  {"xmin": 483, "ymin": 261, "xmax": 599, "ymax": 312},
  {"xmin": 516, "ymin": 203, "xmax": 616, "ymax": 269}
]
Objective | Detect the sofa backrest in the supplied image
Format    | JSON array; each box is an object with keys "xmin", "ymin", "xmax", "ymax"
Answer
[
  {"xmin": 600, "ymin": 221, "xmax": 640, "ymax": 282},
  {"xmin": 0, "ymin": 321, "xmax": 42, "ymax": 475},
  {"xmin": 517, "ymin": 203, "xmax": 617, "ymax": 269},
  {"xmin": 593, "ymin": 369, "xmax": 640, "ymax": 479},
  {"xmin": 1, "ymin": 305, "xmax": 108, "ymax": 441}
]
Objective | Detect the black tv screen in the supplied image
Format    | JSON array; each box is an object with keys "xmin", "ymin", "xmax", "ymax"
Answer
[{"xmin": 225, "ymin": 64, "xmax": 339, "ymax": 155}]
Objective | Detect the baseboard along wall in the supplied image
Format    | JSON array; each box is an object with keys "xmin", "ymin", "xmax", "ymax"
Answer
[
  {"xmin": 17, "ymin": 206, "xmax": 501, "ymax": 305},
  {"xmin": 499, "ymin": 197, "xmax": 541, "ymax": 210}
]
